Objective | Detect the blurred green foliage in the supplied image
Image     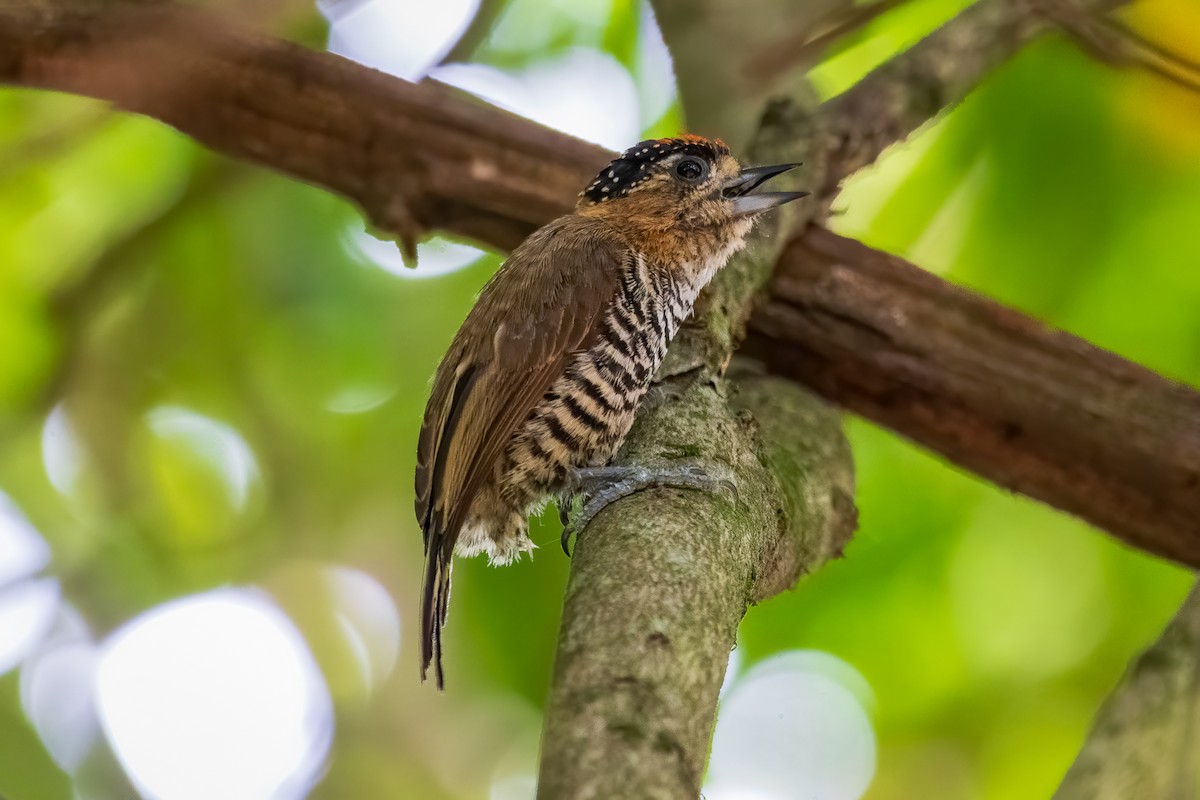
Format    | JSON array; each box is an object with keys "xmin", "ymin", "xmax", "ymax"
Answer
[{"xmin": 1, "ymin": 0, "xmax": 1199, "ymax": 798}]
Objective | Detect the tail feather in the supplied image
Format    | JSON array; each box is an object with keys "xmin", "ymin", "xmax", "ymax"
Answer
[
  {"xmin": 435, "ymin": 558, "xmax": 451, "ymax": 688},
  {"xmin": 420, "ymin": 543, "xmax": 452, "ymax": 690}
]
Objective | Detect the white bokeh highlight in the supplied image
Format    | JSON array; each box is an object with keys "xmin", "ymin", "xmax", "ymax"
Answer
[
  {"xmin": 96, "ymin": 590, "xmax": 333, "ymax": 800},
  {"xmin": 147, "ymin": 406, "xmax": 261, "ymax": 512},
  {"xmin": 327, "ymin": 0, "xmax": 663, "ymax": 279},
  {"xmin": 0, "ymin": 579, "xmax": 60, "ymax": 677},
  {"xmin": 348, "ymin": 229, "xmax": 487, "ymax": 279},
  {"xmin": 21, "ymin": 606, "xmax": 99, "ymax": 772},
  {"xmin": 720, "ymin": 646, "xmax": 742, "ymax": 699},
  {"xmin": 325, "ymin": 384, "xmax": 397, "ymax": 414},
  {"xmin": 485, "ymin": 704, "xmax": 543, "ymax": 800},
  {"xmin": 490, "ymin": 774, "xmax": 537, "ymax": 800},
  {"xmin": 636, "ymin": 2, "xmax": 676, "ymax": 125},
  {"xmin": 322, "ymin": 565, "xmax": 402, "ymax": 695},
  {"xmin": 705, "ymin": 651, "xmax": 876, "ymax": 800},
  {"xmin": 0, "ymin": 493, "xmax": 51, "ymax": 586},
  {"xmin": 324, "ymin": 0, "xmax": 480, "ymax": 81},
  {"xmin": 432, "ymin": 48, "xmax": 640, "ymax": 150},
  {"xmin": 42, "ymin": 404, "xmax": 84, "ymax": 497},
  {"xmin": 0, "ymin": 495, "xmax": 58, "ymax": 676}
]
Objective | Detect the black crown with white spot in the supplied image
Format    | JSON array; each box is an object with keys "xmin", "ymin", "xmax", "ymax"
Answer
[{"xmin": 581, "ymin": 136, "xmax": 730, "ymax": 204}]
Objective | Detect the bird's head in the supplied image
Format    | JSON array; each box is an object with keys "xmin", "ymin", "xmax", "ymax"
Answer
[{"xmin": 576, "ymin": 135, "xmax": 806, "ymax": 248}]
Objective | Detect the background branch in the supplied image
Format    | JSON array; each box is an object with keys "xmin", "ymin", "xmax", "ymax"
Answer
[
  {"xmin": 743, "ymin": 0, "xmax": 911, "ymax": 86},
  {"xmin": 438, "ymin": 0, "xmax": 509, "ymax": 66},
  {"xmin": 648, "ymin": 0, "xmax": 849, "ymax": 150},
  {"xmin": 1046, "ymin": 5, "xmax": 1200, "ymax": 95},
  {"xmin": 1053, "ymin": 584, "xmax": 1200, "ymax": 799},
  {"xmin": 780, "ymin": 0, "xmax": 1127, "ymax": 210}
]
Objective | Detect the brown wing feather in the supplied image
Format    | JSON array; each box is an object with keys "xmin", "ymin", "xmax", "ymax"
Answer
[{"xmin": 414, "ymin": 215, "xmax": 632, "ymax": 686}]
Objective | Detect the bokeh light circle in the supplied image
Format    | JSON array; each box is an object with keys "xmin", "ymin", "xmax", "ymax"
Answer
[
  {"xmin": 96, "ymin": 589, "xmax": 333, "ymax": 800},
  {"xmin": 0, "ymin": 494, "xmax": 58, "ymax": 676},
  {"xmin": 20, "ymin": 606, "xmax": 99, "ymax": 772},
  {"xmin": 706, "ymin": 650, "xmax": 876, "ymax": 800}
]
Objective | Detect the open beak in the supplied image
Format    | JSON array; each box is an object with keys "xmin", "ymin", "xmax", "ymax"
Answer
[{"xmin": 722, "ymin": 163, "xmax": 809, "ymax": 219}]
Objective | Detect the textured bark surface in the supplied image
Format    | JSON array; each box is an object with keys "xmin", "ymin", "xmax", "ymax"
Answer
[
  {"xmin": 744, "ymin": 228, "xmax": 1200, "ymax": 568},
  {"xmin": 1053, "ymin": 584, "xmax": 1200, "ymax": 799},
  {"xmin": 537, "ymin": 378, "xmax": 854, "ymax": 799}
]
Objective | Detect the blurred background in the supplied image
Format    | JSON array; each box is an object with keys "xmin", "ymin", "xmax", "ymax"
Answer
[{"xmin": 1, "ymin": 0, "xmax": 1198, "ymax": 797}]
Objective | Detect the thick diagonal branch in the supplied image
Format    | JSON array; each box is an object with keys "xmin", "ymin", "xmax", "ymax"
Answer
[{"xmin": 743, "ymin": 229, "xmax": 1200, "ymax": 568}]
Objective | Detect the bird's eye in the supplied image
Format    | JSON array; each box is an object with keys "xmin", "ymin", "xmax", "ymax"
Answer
[{"xmin": 674, "ymin": 157, "xmax": 707, "ymax": 182}]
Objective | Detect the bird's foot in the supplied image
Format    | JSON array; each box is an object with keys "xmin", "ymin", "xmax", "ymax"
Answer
[{"xmin": 559, "ymin": 463, "xmax": 738, "ymax": 555}]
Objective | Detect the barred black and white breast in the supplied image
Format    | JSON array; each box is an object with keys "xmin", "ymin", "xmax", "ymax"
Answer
[{"xmin": 460, "ymin": 250, "xmax": 695, "ymax": 562}]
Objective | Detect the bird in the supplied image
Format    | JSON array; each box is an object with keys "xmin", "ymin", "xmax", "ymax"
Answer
[{"xmin": 414, "ymin": 135, "xmax": 807, "ymax": 688}]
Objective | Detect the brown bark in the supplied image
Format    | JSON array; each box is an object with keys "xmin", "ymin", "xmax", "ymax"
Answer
[{"xmin": 743, "ymin": 228, "xmax": 1200, "ymax": 567}]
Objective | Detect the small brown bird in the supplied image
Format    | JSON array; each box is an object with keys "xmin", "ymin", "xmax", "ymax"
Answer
[{"xmin": 414, "ymin": 135, "xmax": 805, "ymax": 687}]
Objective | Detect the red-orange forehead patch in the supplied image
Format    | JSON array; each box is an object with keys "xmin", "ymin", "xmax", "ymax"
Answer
[
  {"xmin": 675, "ymin": 133, "xmax": 727, "ymax": 149},
  {"xmin": 658, "ymin": 134, "xmax": 728, "ymax": 152}
]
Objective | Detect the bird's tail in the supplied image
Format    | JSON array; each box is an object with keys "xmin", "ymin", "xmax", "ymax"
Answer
[{"xmin": 420, "ymin": 543, "xmax": 452, "ymax": 690}]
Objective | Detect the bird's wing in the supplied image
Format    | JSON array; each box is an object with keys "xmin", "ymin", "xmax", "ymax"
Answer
[{"xmin": 414, "ymin": 215, "xmax": 631, "ymax": 686}]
